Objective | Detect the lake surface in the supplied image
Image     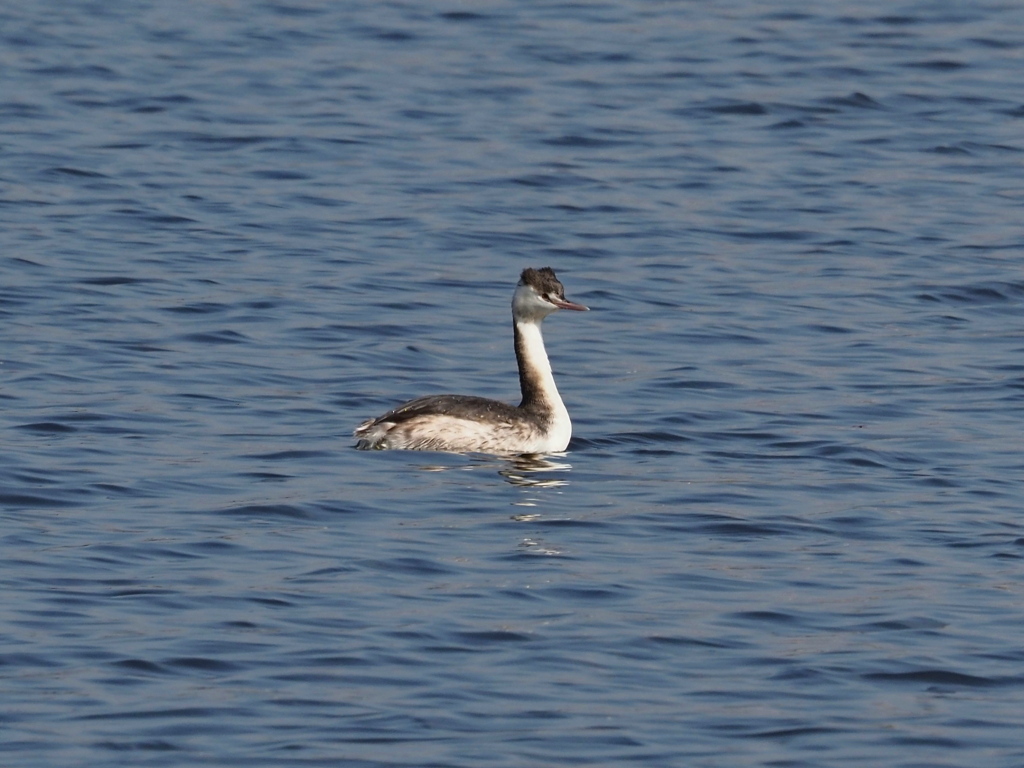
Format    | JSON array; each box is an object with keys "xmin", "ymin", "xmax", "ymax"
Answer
[{"xmin": 3, "ymin": 1, "xmax": 1024, "ymax": 765}]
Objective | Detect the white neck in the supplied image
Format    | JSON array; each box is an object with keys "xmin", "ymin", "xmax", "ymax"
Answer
[{"xmin": 515, "ymin": 319, "xmax": 572, "ymax": 450}]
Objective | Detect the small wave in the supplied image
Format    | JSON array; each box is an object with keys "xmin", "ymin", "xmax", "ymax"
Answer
[
  {"xmin": 179, "ymin": 330, "xmax": 249, "ymax": 345},
  {"xmin": 703, "ymin": 101, "xmax": 767, "ymax": 115},
  {"xmin": 454, "ymin": 630, "xmax": 532, "ymax": 644},
  {"xmin": 241, "ymin": 449, "xmax": 330, "ymax": 461},
  {"xmin": 217, "ymin": 503, "xmax": 309, "ymax": 519},
  {"xmin": 917, "ymin": 281, "xmax": 1024, "ymax": 305},
  {"xmin": 14, "ymin": 421, "xmax": 76, "ymax": 433},
  {"xmin": 731, "ymin": 610, "xmax": 801, "ymax": 625},
  {"xmin": 0, "ymin": 492, "xmax": 83, "ymax": 508},
  {"xmin": 77, "ymin": 276, "xmax": 159, "ymax": 286},
  {"xmin": 822, "ymin": 91, "xmax": 882, "ymax": 109},
  {"xmin": 864, "ymin": 669, "xmax": 1001, "ymax": 688}
]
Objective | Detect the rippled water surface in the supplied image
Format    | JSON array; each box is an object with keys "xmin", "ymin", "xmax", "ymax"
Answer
[{"xmin": 4, "ymin": 1, "xmax": 1024, "ymax": 766}]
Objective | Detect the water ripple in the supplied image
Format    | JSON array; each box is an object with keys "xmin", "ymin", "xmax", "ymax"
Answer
[{"xmin": 3, "ymin": 2, "xmax": 1024, "ymax": 766}]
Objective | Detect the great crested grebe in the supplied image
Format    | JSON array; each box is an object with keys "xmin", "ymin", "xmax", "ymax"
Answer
[{"xmin": 354, "ymin": 267, "xmax": 588, "ymax": 454}]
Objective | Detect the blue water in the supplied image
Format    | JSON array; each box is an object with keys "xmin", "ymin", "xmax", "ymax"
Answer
[{"xmin": 3, "ymin": 1, "xmax": 1024, "ymax": 765}]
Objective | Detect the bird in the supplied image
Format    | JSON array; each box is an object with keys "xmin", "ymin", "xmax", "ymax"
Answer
[{"xmin": 354, "ymin": 267, "xmax": 588, "ymax": 454}]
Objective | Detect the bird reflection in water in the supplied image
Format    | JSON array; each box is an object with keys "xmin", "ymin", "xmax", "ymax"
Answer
[{"xmin": 414, "ymin": 453, "xmax": 571, "ymax": 488}]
